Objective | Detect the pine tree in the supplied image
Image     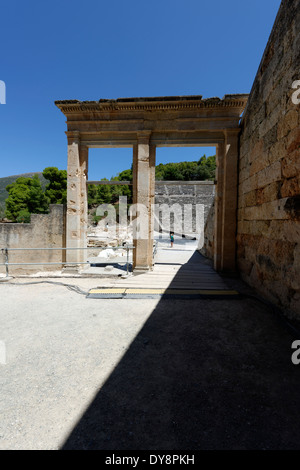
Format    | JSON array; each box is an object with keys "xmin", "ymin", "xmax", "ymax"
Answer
[
  {"xmin": 5, "ymin": 174, "xmax": 49, "ymax": 221},
  {"xmin": 43, "ymin": 167, "xmax": 67, "ymax": 204}
]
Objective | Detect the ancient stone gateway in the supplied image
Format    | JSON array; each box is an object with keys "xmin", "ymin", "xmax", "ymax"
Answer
[{"xmin": 55, "ymin": 95, "xmax": 248, "ymax": 274}]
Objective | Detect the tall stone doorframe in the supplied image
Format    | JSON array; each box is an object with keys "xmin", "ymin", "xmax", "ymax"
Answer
[{"xmin": 55, "ymin": 94, "xmax": 248, "ymax": 274}]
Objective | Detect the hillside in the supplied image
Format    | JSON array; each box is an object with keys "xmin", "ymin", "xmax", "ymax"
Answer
[
  {"xmin": 0, "ymin": 172, "xmax": 49, "ymax": 209},
  {"xmin": 0, "ymin": 156, "xmax": 216, "ymax": 218}
]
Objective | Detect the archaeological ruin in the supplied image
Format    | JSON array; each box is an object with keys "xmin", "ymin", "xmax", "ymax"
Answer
[
  {"xmin": 54, "ymin": 94, "xmax": 248, "ymax": 274},
  {"xmin": 0, "ymin": 0, "xmax": 299, "ymax": 318}
]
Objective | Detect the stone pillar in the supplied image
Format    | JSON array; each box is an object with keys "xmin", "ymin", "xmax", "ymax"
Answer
[
  {"xmin": 214, "ymin": 141, "xmax": 225, "ymax": 272},
  {"xmin": 148, "ymin": 143, "xmax": 156, "ymax": 268},
  {"xmin": 214, "ymin": 131, "xmax": 239, "ymax": 274},
  {"xmin": 64, "ymin": 132, "xmax": 89, "ymax": 272},
  {"xmin": 132, "ymin": 132, "xmax": 155, "ymax": 272}
]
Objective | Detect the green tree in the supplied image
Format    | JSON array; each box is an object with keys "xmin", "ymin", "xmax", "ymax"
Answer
[
  {"xmin": 16, "ymin": 209, "xmax": 31, "ymax": 223},
  {"xmin": 155, "ymin": 163, "xmax": 165, "ymax": 181},
  {"xmin": 88, "ymin": 184, "xmax": 98, "ymax": 206},
  {"xmin": 118, "ymin": 169, "xmax": 132, "ymax": 181},
  {"xmin": 117, "ymin": 169, "xmax": 133, "ymax": 203},
  {"xmin": 5, "ymin": 174, "xmax": 49, "ymax": 221},
  {"xmin": 196, "ymin": 155, "xmax": 216, "ymax": 180},
  {"xmin": 160, "ymin": 162, "xmax": 185, "ymax": 181},
  {"xmin": 96, "ymin": 178, "xmax": 112, "ymax": 204},
  {"xmin": 43, "ymin": 167, "xmax": 67, "ymax": 204},
  {"xmin": 110, "ymin": 176, "xmax": 124, "ymax": 204},
  {"xmin": 0, "ymin": 203, "xmax": 5, "ymax": 219}
]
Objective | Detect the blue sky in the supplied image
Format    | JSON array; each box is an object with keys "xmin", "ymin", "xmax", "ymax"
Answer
[{"xmin": 0, "ymin": 0, "xmax": 281, "ymax": 179}]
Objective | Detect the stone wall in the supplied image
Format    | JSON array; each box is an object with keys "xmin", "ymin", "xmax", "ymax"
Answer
[
  {"xmin": 199, "ymin": 200, "xmax": 215, "ymax": 259},
  {"xmin": 154, "ymin": 181, "xmax": 215, "ymax": 239},
  {"xmin": 0, "ymin": 205, "xmax": 66, "ymax": 275},
  {"xmin": 238, "ymin": 0, "xmax": 300, "ymax": 317}
]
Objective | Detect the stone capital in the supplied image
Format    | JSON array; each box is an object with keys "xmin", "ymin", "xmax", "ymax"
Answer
[
  {"xmin": 224, "ymin": 129, "xmax": 241, "ymax": 141},
  {"xmin": 66, "ymin": 130, "xmax": 81, "ymax": 145},
  {"xmin": 136, "ymin": 130, "xmax": 152, "ymax": 145}
]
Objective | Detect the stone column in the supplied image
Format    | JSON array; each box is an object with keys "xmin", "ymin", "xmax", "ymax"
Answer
[
  {"xmin": 132, "ymin": 132, "xmax": 155, "ymax": 272},
  {"xmin": 214, "ymin": 141, "xmax": 225, "ymax": 272},
  {"xmin": 214, "ymin": 131, "xmax": 239, "ymax": 274},
  {"xmin": 221, "ymin": 130, "xmax": 239, "ymax": 273},
  {"xmin": 148, "ymin": 143, "xmax": 156, "ymax": 269},
  {"xmin": 64, "ymin": 131, "xmax": 89, "ymax": 271}
]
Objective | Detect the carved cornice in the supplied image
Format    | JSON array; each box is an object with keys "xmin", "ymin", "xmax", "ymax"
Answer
[
  {"xmin": 55, "ymin": 95, "xmax": 249, "ymax": 115},
  {"xmin": 66, "ymin": 130, "xmax": 80, "ymax": 144}
]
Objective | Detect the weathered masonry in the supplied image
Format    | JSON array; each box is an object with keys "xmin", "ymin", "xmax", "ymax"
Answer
[
  {"xmin": 237, "ymin": 0, "xmax": 300, "ymax": 316},
  {"xmin": 154, "ymin": 181, "xmax": 215, "ymax": 236},
  {"xmin": 55, "ymin": 95, "xmax": 248, "ymax": 274}
]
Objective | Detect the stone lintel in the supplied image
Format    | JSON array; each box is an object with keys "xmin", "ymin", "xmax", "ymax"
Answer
[{"xmin": 55, "ymin": 94, "xmax": 248, "ymax": 117}]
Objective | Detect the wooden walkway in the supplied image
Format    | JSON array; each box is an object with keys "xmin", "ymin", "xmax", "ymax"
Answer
[{"xmin": 90, "ymin": 248, "xmax": 230, "ymax": 292}]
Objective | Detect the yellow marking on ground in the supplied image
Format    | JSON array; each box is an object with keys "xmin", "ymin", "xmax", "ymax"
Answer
[
  {"xmin": 89, "ymin": 288, "xmax": 239, "ymax": 296},
  {"xmin": 125, "ymin": 288, "xmax": 166, "ymax": 294},
  {"xmin": 89, "ymin": 288, "xmax": 126, "ymax": 294},
  {"xmin": 164, "ymin": 289, "xmax": 204, "ymax": 294}
]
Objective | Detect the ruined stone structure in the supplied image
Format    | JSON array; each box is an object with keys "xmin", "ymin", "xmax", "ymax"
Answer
[
  {"xmin": 1, "ymin": 0, "xmax": 297, "ymax": 317},
  {"xmin": 55, "ymin": 95, "xmax": 247, "ymax": 274},
  {"xmin": 154, "ymin": 181, "xmax": 214, "ymax": 236},
  {"xmin": 200, "ymin": 201, "xmax": 215, "ymax": 260},
  {"xmin": 155, "ymin": 181, "xmax": 214, "ymax": 218},
  {"xmin": 0, "ymin": 205, "xmax": 66, "ymax": 274},
  {"xmin": 237, "ymin": 0, "xmax": 300, "ymax": 317}
]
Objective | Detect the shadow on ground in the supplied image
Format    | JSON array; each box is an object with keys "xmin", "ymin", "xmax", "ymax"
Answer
[{"xmin": 61, "ymin": 253, "xmax": 300, "ymax": 450}]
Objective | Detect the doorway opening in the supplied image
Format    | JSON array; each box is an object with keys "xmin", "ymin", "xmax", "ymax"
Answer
[
  {"xmin": 153, "ymin": 146, "xmax": 216, "ymax": 263},
  {"xmin": 85, "ymin": 147, "xmax": 134, "ymax": 275}
]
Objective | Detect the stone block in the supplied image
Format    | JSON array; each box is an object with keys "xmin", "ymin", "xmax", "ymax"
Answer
[
  {"xmin": 244, "ymin": 190, "xmax": 256, "ymax": 207},
  {"xmin": 268, "ymin": 139, "xmax": 286, "ymax": 165},
  {"xmin": 281, "ymin": 177, "xmax": 300, "ymax": 198},
  {"xmin": 248, "ymin": 139, "xmax": 264, "ymax": 164},
  {"xmin": 248, "ymin": 220, "xmax": 270, "ymax": 236},
  {"xmin": 245, "ymin": 174, "xmax": 259, "ymax": 194},
  {"xmin": 277, "ymin": 109, "xmax": 299, "ymax": 139},
  {"xmin": 266, "ymin": 220, "xmax": 300, "ymax": 243},
  {"xmin": 286, "ymin": 127, "xmax": 300, "ymax": 153},
  {"xmin": 290, "ymin": 295, "xmax": 300, "ymax": 316},
  {"xmin": 281, "ymin": 148, "xmax": 300, "ymax": 178},
  {"xmin": 239, "ymin": 165, "xmax": 250, "ymax": 183},
  {"xmin": 257, "ymin": 160, "xmax": 282, "ymax": 189},
  {"xmin": 243, "ymin": 198, "xmax": 289, "ymax": 221},
  {"xmin": 250, "ymin": 150, "xmax": 269, "ymax": 176},
  {"xmin": 257, "ymin": 181, "xmax": 281, "ymax": 205},
  {"xmin": 239, "ymin": 140, "xmax": 250, "ymax": 159},
  {"xmin": 265, "ymin": 82, "xmax": 285, "ymax": 116},
  {"xmin": 237, "ymin": 257, "xmax": 253, "ymax": 276},
  {"xmin": 263, "ymin": 124, "xmax": 278, "ymax": 152},
  {"xmin": 258, "ymin": 103, "xmax": 279, "ymax": 139}
]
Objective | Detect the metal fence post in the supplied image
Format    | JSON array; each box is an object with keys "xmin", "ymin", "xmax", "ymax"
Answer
[
  {"xmin": 1, "ymin": 248, "xmax": 9, "ymax": 278},
  {"xmin": 0, "ymin": 245, "xmax": 135, "ymax": 276},
  {"xmin": 126, "ymin": 244, "xmax": 129, "ymax": 275},
  {"xmin": 5, "ymin": 248, "xmax": 9, "ymax": 278}
]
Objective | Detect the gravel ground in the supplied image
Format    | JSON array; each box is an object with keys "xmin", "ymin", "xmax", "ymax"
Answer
[{"xmin": 0, "ymin": 276, "xmax": 300, "ymax": 450}]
